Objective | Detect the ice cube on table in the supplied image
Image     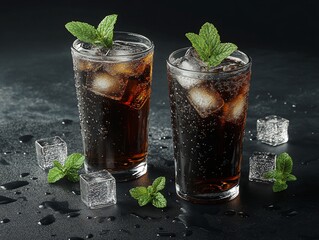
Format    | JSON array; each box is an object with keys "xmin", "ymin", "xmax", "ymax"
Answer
[
  {"xmin": 257, "ymin": 115, "xmax": 289, "ymax": 146},
  {"xmin": 249, "ymin": 152, "xmax": 276, "ymax": 183},
  {"xmin": 224, "ymin": 94, "xmax": 247, "ymax": 123},
  {"xmin": 80, "ymin": 170, "xmax": 116, "ymax": 209},
  {"xmin": 88, "ymin": 72, "xmax": 127, "ymax": 100},
  {"xmin": 35, "ymin": 136, "xmax": 67, "ymax": 170},
  {"xmin": 187, "ymin": 86, "xmax": 224, "ymax": 118}
]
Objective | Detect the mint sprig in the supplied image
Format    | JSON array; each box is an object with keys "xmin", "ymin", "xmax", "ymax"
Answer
[
  {"xmin": 264, "ymin": 152, "xmax": 297, "ymax": 192},
  {"xmin": 48, "ymin": 153, "xmax": 85, "ymax": 183},
  {"xmin": 129, "ymin": 177, "xmax": 167, "ymax": 208},
  {"xmin": 65, "ymin": 14, "xmax": 118, "ymax": 48},
  {"xmin": 186, "ymin": 22, "xmax": 238, "ymax": 67}
]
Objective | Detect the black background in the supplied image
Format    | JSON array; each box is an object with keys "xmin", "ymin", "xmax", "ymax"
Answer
[{"xmin": 0, "ymin": 1, "xmax": 319, "ymax": 240}]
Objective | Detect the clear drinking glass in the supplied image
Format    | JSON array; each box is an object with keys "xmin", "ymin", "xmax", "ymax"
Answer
[
  {"xmin": 71, "ymin": 32, "xmax": 154, "ymax": 182},
  {"xmin": 167, "ymin": 48, "xmax": 252, "ymax": 203}
]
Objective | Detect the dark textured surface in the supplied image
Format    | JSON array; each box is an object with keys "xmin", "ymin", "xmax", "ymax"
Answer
[{"xmin": 1, "ymin": 1, "xmax": 319, "ymax": 239}]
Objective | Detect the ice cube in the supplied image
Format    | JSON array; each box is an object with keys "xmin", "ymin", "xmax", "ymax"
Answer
[
  {"xmin": 88, "ymin": 72, "xmax": 127, "ymax": 100},
  {"xmin": 223, "ymin": 94, "xmax": 247, "ymax": 123},
  {"xmin": 249, "ymin": 152, "xmax": 276, "ymax": 183},
  {"xmin": 187, "ymin": 86, "xmax": 224, "ymax": 118},
  {"xmin": 127, "ymin": 82, "xmax": 151, "ymax": 110},
  {"xmin": 80, "ymin": 170, "xmax": 117, "ymax": 209},
  {"xmin": 175, "ymin": 75, "xmax": 202, "ymax": 90},
  {"xmin": 107, "ymin": 41, "xmax": 147, "ymax": 60},
  {"xmin": 257, "ymin": 115, "xmax": 289, "ymax": 146},
  {"xmin": 74, "ymin": 58, "xmax": 101, "ymax": 72},
  {"xmin": 35, "ymin": 136, "xmax": 67, "ymax": 170}
]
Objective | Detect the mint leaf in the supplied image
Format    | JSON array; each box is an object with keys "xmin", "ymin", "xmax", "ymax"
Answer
[
  {"xmin": 199, "ymin": 22, "xmax": 220, "ymax": 54},
  {"xmin": 264, "ymin": 152, "xmax": 296, "ymax": 192},
  {"xmin": 97, "ymin": 14, "xmax": 117, "ymax": 48},
  {"xmin": 65, "ymin": 22, "xmax": 99, "ymax": 44},
  {"xmin": 48, "ymin": 167, "xmax": 65, "ymax": 183},
  {"xmin": 138, "ymin": 194, "xmax": 152, "ymax": 206},
  {"xmin": 47, "ymin": 153, "xmax": 85, "ymax": 184},
  {"xmin": 66, "ymin": 169, "xmax": 80, "ymax": 182},
  {"xmin": 276, "ymin": 152, "xmax": 293, "ymax": 174},
  {"xmin": 152, "ymin": 192, "xmax": 167, "ymax": 208},
  {"xmin": 53, "ymin": 160, "xmax": 63, "ymax": 170},
  {"xmin": 64, "ymin": 153, "xmax": 85, "ymax": 171},
  {"xmin": 129, "ymin": 187, "xmax": 148, "ymax": 200},
  {"xmin": 152, "ymin": 177, "xmax": 166, "ymax": 192},
  {"xmin": 273, "ymin": 181, "xmax": 288, "ymax": 192},
  {"xmin": 129, "ymin": 176, "xmax": 167, "ymax": 208},
  {"xmin": 185, "ymin": 33, "xmax": 210, "ymax": 61},
  {"xmin": 285, "ymin": 173, "xmax": 297, "ymax": 182},
  {"xmin": 186, "ymin": 22, "xmax": 238, "ymax": 67}
]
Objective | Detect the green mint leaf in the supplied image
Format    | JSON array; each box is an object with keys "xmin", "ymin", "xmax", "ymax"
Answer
[
  {"xmin": 185, "ymin": 33, "xmax": 210, "ymax": 61},
  {"xmin": 284, "ymin": 173, "xmax": 297, "ymax": 182},
  {"xmin": 152, "ymin": 192, "xmax": 167, "ymax": 208},
  {"xmin": 64, "ymin": 153, "xmax": 85, "ymax": 171},
  {"xmin": 129, "ymin": 176, "xmax": 167, "ymax": 208},
  {"xmin": 65, "ymin": 22, "xmax": 99, "ymax": 44},
  {"xmin": 186, "ymin": 22, "xmax": 238, "ymax": 67},
  {"xmin": 264, "ymin": 170, "xmax": 277, "ymax": 179},
  {"xmin": 199, "ymin": 22, "xmax": 220, "ymax": 53},
  {"xmin": 66, "ymin": 169, "xmax": 80, "ymax": 182},
  {"xmin": 53, "ymin": 160, "xmax": 63, "ymax": 170},
  {"xmin": 48, "ymin": 167, "xmax": 65, "ymax": 183},
  {"xmin": 152, "ymin": 177, "xmax": 166, "ymax": 192},
  {"xmin": 137, "ymin": 194, "xmax": 152, "ymax": 207},
  {"xmin": 273, "ymin": 181, "xmax": 288, "ymax": 192},
  {"xmin": 97, "ymin": 14, "xmax": 117, "ymax": 48},
  {"xmin": 129, "ymin": 187, "xmax": 148, "ymax": 200},
  {"xmin": 276, "ymin": 152, "xmax": 293, "ymax": 174}
]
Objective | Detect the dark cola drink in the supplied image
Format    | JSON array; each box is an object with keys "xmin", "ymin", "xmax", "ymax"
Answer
[
  {"xmin": 167, "ymin": 48, "xmax": 251, "ymax": 203},
  {"xmin": 71, "ymin": 32, "xmax": 154, "ymax": 181}
]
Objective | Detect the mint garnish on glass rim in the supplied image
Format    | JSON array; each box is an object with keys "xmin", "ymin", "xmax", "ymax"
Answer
[
  {"xmin": 186, "ymin": 22, "xmax": 238, "ymax": 67},
  {"xmin": 65, "ymin": 14, "xmax": 118, "ymax": 48}
]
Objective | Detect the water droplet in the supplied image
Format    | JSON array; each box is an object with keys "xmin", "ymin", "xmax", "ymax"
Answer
[
  {"xmin": 0, "ymin": 218, "xmax": 10, "ymax": 224},
  {"xmin": 0, "ymin": 181, "xmax": 29, "ymax": 190},
  {"xmin": 19, "ymin": 135, "xmax": 34, "ymax": 143},
  {"xmin": 158, "ymin": 227, "xmax": 164, "ymax": 230},
  {"xmin": 134, "ymin": 224, "xmax": 140, "ymax": 228},
  {"xmin": 281, "ymin": 209, "xmax": 298, "ymax": 217},
  {"xmin": 39, "ymin": 200, "xmax": 79, "ymax": 214},
  {"xmin": 237, "ymin": 211, "xmax": 249, "ymax": 218},
  {"xmin": 67, "ymin": 212, "xmax": 80, "ymax": 218},
  {"xmin": 20, "ymin": 173, "xmax": 30, "ymax": 178},
  {"xmin": 71, "ymin": 190, "xmax": 81, "ymax": 195},
  {"xmin": 86, "ymin": 234, "xmax": 94, "ymax": 239},
  {"xmin": 17, "ymin": 212, "xmax": 22, "ymax": 215},
  {"xmin": 292, "ymin": 104, "xmax": 296, "ymax": 108},
  {"xmin": 62, "ymin": 119, "xmax": 73, "ymax": 125},
  {"xmin": 68, "ymin": 237, "xmax": 84, "ymax": 240},
  {"xmin": 38, "ymin": 215, "xmax": 55, "ymax": 225},
  {"xmin": 119, "ymin": 229, "xmax": 131, "ymax": 234},
  {"xmin": 45, "ymin": 192, "xmax": 51, "ymax": 195},
  {"xmin": 14, "ymin": 191, "xmax": 22, "ymax": 195},
  {"xmin": 107, "ymin": 216, "xmax": 115, "ymax": 221},
  {"xmin": 30, "ymin": 177, "xmax": 38, "ymax": 180},
  {"xmin": 224, "ymin": 210, "xmax": 236, "ymax": 216},
  {"xmin": 86, "ymin": 216, "xmax": 92, "ymax": 220},
  {"xmin": 156, "ymin": 232, "xmax": 176, "ymax": 237}
]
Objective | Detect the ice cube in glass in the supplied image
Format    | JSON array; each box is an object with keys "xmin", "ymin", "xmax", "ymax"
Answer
[
  {"xmin": 249, "ymin": 152, "xmax": 276, "ymax": 183},
  {"xmin": 80, "ymin": 170, "xmax": 116, "ymax": 209},
  {"xmin": 257, "ymin": 115, "xmax": 289, "ymax": 146},
  {"xmin": 35, "ymin": 136, "xmax": 67, "ymax": 170}
]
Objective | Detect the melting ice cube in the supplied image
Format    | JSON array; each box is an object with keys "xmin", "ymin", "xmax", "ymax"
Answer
[
  {"xmin": 35, "ymin": 136, "xmax": 67, "ymax": 170},
  {"xmin": 187, "ymin": 86, "xmax": 224, "ymax": 118},
  {"xmin": 249, "ymin": 152, "xmax": 276, "ymax": 183},
  {"xmin": 257, "ymin": 115, "xmax": 289, "ymax": 146},
  {"xmin": 224, "ymin": 94, "xmax": 247, "ymax": 123},
  {"xmin": 88, "ymin": 72, "xmax": 127, "ymax": 100},
  {"xmin": 80, "ymin": 170, "xmax": 116, "ymax": 209}
]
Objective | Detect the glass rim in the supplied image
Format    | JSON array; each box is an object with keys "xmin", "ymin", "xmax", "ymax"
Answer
[
  {"xmin": 71, "ymin": 31, "xmax": 154, "ymax": 61},
  {"xmin": 167, "ymin": 47, "xmax": 252, "ymax": 75}
]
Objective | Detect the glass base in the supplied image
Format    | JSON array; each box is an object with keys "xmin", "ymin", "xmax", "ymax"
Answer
[
  {"xmin": 84, "ymin": 161, "xmax": 147, "ymax": 182},
  {"xmin": 176, "ymin": 184, "xmax": 239, "ymax": 204}
]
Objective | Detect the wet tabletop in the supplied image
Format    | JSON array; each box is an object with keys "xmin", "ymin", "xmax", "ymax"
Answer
[{"xmin": 1, "ymin": 1, "xmax": 319, "ymax": 240}]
